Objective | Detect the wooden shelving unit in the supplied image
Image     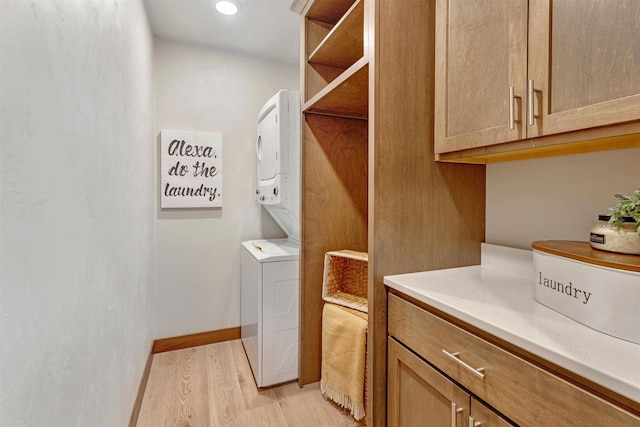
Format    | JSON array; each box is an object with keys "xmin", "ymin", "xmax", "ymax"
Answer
[
  {"xmin": 297, "ymin": 1, "xmax": 486, "ymax": 426},
  {"xmin": 299, "ymin": 0, "xmax": 370, "ymax": 397}
]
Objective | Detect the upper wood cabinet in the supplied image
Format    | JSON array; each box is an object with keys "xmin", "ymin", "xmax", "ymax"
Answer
[
  {"xmin": 434, "ymin": 0, "xmax": 527, "ymax": 153},
  {"xmin": 527, "ymin": 0, "xmax": 640, "ymax": 137},
  {"xmin": 435, "ymin": 0, "xmax": 640, "ymax": 159}
]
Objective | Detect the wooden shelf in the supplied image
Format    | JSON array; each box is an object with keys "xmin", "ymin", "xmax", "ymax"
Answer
[
  {"xmin": 532, "ymin": 240, "xmax": 640, "ymax": 273},
  {"xmin": 304, "ymin": 57, "xmax": 368, "ymax": 119},
  {"xmin": 307, "ymin": 0, "xmax": 357, "ymax": 24},
  {"xmin": 308, "ymin": 0, "xmax": 364, "ymax": 69}
]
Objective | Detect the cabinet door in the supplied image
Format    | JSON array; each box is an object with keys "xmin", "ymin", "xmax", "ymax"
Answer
[
  {"xmin": 435, "ymin": 0, "xmax": 528, "ymax": 154},
  {"xmin": 388, "ymin": 338, "xmax": 470, "ymax": 427},
  {"xmin": 527, "ymin": 0, "xmax": 640, "ymax": 138},
  {"xmin": 469, "ymin": 397, "xmax": 515, "ymax": 427}
]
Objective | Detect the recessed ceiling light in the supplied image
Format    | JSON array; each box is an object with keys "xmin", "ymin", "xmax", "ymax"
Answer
[{"xmin": 215, "ymin": 0, "xmax": 240, "ymax": 15}]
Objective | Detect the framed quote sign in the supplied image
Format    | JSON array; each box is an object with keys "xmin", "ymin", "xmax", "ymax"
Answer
[{"xmin": 160, "ymin": 130, "xmax": 222, "ymax": 208}]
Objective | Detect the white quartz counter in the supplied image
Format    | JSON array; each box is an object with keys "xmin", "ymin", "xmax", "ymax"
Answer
[{"xmin": 383, "ymin": 244, "xmax": 640, "ymax": 403}]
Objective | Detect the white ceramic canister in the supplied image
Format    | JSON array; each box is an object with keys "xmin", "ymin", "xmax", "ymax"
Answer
[{"xmin": 533, "ymin": 247, "xmax": 640, "ymax": 344}]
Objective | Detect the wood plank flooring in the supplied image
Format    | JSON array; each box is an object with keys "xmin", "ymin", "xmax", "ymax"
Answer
[{"xmin": 136, "ymin": 339, "xmax": 362, "ymax": 426}]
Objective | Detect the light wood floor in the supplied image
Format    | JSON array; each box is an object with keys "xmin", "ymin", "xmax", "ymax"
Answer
[{"xmin": 136, "ymin": 339, "xmax": 362, "ymax": 426}]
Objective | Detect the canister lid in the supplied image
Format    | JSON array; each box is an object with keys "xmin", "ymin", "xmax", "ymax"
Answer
[{"xmin": 532, "ymin": 240, "xmax": 640, "ymax": 273}]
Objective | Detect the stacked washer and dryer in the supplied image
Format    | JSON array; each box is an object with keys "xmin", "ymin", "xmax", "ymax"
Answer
[{"xmin": 240, "ymin": 90, "xmax": 300, "ymax": 387}]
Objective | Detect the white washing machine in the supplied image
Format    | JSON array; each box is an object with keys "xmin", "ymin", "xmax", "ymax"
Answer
[
  {"xmin": 241, "ymin": 239, "xmax": 299, "ymax": 387},
  {"xmin": 242, "ymin": 90, "xmax": 300, "ymax": 387}
]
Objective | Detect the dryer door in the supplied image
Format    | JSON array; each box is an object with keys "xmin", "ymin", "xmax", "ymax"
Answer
[{"xmin": 257, "ymin": 105, "xmax": 279, "ymax": 181}]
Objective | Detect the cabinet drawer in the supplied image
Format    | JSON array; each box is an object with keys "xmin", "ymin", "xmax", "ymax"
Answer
[{"xmin": 388, "ymin": 294, "xmax": 640, "ymax": 426}]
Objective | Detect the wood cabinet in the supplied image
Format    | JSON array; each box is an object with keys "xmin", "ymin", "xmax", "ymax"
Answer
[
  {"xmin": 297, "ymin": 1, "xmax": 486, "ymax": 425},
  {"xmin": 435, "ymin": 0, "xmax": 640, "ymax": 162},
  {"xmin": 528, "ymin": 0, "xmax": 640, "ymax": 137},
  {"xmin": 388, "ymin": 338, "xmax": 471, "ymax": 427},
  {"xmin": 434, "ymin": 0, "xmax": 527, "ymax": 152},
  {"xmin": 388, "ymin": 293, "xmax": 640, "ymax": 427},
  {"xmin": 388, "ymin": 338, "xmax": 515, "ymax": 427},
  {"xmin": 470, "ymin": 398, "xmax": 513, "ymax": 427}
]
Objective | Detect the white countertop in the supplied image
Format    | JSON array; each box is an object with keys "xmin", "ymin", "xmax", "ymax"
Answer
[{"xmin": 384, "ymin": 244, "xmax": 640, "ymax": 403}]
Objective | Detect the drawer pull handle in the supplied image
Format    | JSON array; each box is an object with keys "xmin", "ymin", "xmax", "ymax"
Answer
[
  {"xmin": 451, "ymin": 402, "xmax": 464, "ymax": 427},
  {"xmin": 442, "ymin": 349, "xmax": 486, "ymax": 380},
  {"xmin": 469, "ymin": 416, "xmax": 481, "ymax": 427}
]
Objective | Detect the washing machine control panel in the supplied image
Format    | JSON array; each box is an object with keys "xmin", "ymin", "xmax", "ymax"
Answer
[{"xmin": 257, "ymin": 175, "xmax": 287, "ymax": 206}]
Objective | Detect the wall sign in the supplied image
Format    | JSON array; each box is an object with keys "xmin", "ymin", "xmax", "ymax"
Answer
[{"xmin": 161, "ymin": 130, "xmax": 222, "ymax": 208}]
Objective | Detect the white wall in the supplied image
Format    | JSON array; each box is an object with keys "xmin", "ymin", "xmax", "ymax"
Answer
[
  {"xmin": 153, "ymin": 39, "xmax": 298, "ymax": 338},
  {"xmin": 0, "ymin": 1, "xmax": 154, "ymax": 426},
  {"xmin": 486, "ymin": 147, "xmax": 640, "ymax": 249}
]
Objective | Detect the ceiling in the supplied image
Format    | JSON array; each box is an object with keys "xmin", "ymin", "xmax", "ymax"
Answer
[{"xmin": 144, "ymin": 0, "xmax": 301, "ymax": 64}]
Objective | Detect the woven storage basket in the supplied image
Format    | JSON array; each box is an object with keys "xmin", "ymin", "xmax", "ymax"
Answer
[{"xmin": 322, "ymin": 250, "xmax": 368, "ymax": 313}]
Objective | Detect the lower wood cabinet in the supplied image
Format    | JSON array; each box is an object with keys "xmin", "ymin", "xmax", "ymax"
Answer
[
  {"xmin": 388, "ymin": 294, "xmax": 640, "ymax": 427},
  {"xmin": 388, "ymin": 337, "xmax": 469, "ymax": 427},
  {"xmin": 388, "ymin": 338, "xmax": 513, "ymax": 427}
]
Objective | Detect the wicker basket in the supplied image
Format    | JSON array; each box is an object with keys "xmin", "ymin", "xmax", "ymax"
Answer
[{"xmin": 322, "ymin": 250, "xmax": 368, "ymax": 313}]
